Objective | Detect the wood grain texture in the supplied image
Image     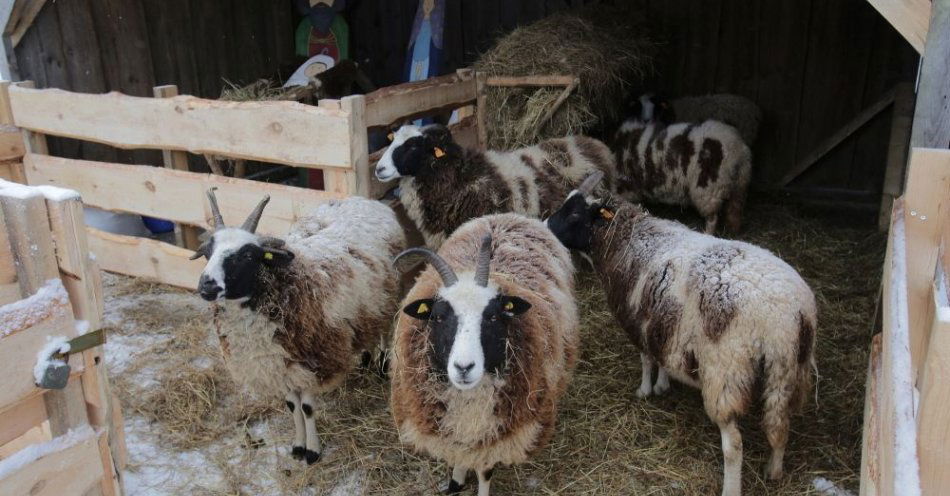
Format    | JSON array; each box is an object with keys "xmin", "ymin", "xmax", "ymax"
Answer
[
  {"xmin": 866, "ymin": 0, "xmax": 932, "ymax": 52},
  {"xmin": 86, "ymin": 227, "xmax": 203, "ymax": 289},
  {"xmin": 0, "ymin": 428, "xmax": 104, "ymax": 496},
  {"xmin": 364, "ymin": 72, "xmax": 477, "ymax": 128}
]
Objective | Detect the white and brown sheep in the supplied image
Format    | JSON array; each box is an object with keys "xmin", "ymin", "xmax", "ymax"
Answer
[
  {"xmin": 390, "ymin": 214, "xmax": 578, "ymax": 496},
  {"xmin": 545, "ymin": 175, "xmax": 816, "ymax": 496},
  {"xmin": 613, "ymin": 94, "xmax": 753, "ymax": 233},
  {"xmin": 374, "ymin": 123, "xmax": 617, "ymax": 248},
  {"xmin": 193, "ymin": 189, "xmax": 406, "ymax": 464}
]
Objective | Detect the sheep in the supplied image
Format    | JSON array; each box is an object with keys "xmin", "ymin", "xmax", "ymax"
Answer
[
  {"xmin": 545, "ymin": 173, "xmax": 816, "ymax": 496},
  {"xmin": 613, "ymin": 94, "xmax": 753, "ymax": 233},
  {"xmin": 374, "ymin": 122, "xmax": 617, "ymax": 248},
  {"xmin": 192, "ymin": 189, "xmax": 406, "ymax": 464},
  {"xmin": 390, "ymin": 214, "xmax": 578, "ymax": 496},
  {"xmin": 634, "ymin": 92, "xmax": 762, "ymax": 146}
]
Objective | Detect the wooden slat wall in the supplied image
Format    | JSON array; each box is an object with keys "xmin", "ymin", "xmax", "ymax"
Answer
[{"xmin": 12, "ymin": 0, "xmax": 919, "ymax": 202}]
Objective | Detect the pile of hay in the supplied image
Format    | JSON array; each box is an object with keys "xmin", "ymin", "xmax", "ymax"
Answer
[
  {"xmin": 218, "ymin": 79, "xmax": 293, "ymax": 102},
  {"xmin": 475, "ymin": 5, "xmax": 656, "ymax": 149}
]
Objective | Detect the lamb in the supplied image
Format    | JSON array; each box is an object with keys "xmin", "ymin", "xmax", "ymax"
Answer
[
  {"xmin": 633, "ymin": 92, "xmax": 762, "ymax": 146},
  {"xmin": 192, "ymin": 189, "xmax": 406, "ymax": 464},
  {"xmin": 390, "ymin": 214, "xmax": 578, "ymax": 496},
  {"xmin": 613, "ymin": 94, "xmax": 753, "ymax": 233},
  {"xmin": 374, "ymin": 122, "xmax": 617, "ymax": 248},
  {"xmin": 545, "ymin": 173, "xmax": 817, "ymax": 496}
]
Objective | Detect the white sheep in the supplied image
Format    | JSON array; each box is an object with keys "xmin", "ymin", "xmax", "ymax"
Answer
[
  {"xmin": 193, "ymin": 189, "xmax": 406, "ymax": 464},
  {"xmin": 375, "ymin": 123, "xmax": 617, "ymax": 248},
  {"xmin": 390, "ymin": 214, "xmax": 578, "ymax": 496},
  {"xmin": 545, "ymin": 175, "xmax": 816, "ymax": 496},
  {"xmin": 613, "ymin": 95, "xmax": 753, "ymax": 233}
]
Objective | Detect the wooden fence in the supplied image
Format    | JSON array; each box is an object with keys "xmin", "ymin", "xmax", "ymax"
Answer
[
  {"xmin": 0, "ymin": 180, "xmax": 125, "ymax": 495},
  {"xmin": 861, "ymin": 147, "xmax": 950, "ymax": 495}
]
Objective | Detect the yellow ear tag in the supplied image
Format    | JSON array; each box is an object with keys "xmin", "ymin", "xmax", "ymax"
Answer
[
  {"xmin": 417, "ymin": 302, "xmax": 430, "ymax": 314},
  {"xmin": 264, "ymin": 252, "xmax": 274, "ymax": 260},
  {"xmin": 387, "ymin": 132, "xmax": 395, "ymax": 142},
  {"xmin": 434, "ymin": 147, "xmax": 446, "ymax": 158},
  {"xmin": 599, "ymin": 208, "xmax": 615, "ymax": 220},
  {"xmin": 504, "ymin": 301, "xmax": 514, "ymax": 311}
]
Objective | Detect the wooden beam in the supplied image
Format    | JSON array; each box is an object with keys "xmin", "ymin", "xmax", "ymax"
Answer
[
  {"xmin": 0, "ymin": 124, "xmax": 25, "ymax": 161},
  {"xmin": 154, "ymin": 84, "xmax": 200, "ymax": 251},
  {"xmin": 781, "ymin": 87, "xmax": 897, "ymax": 186},
  {"xmin": 0, "ymin": 183, "xmax": 58, "ymax": 293},
  {"xmin": 879, "ymin": 83, "xmax": 916, "ymax": 231},
  {"xmin": 910, "ymin": 0, "xmax": 950, "ymax": 149},
  {"xmin": 86, "ymin": 227, "xmax": 203, "ymax": 289},
  {"xmin": 23, "ymin": 153, "xmax": 345, "ymax": 236},
  {"xmin": 0, "ymin": 427, "xmax": 104, "ymax": 496},
  {"xmin": 6, "ymin": 0, "xmax": 47, "ymax": 48},
  {"xmin": 866, "ymin": 0, "xmax": 932, "ymax": 53},
  {"xmin": 917, "ymin": 270, "xmax": 950, "ymax": 494},
  {"xmin": 860, "ymin": 333, "xmax": 882, "ymax": 496},
  {"xmin": 0, "ymin": 393, "xmax": 46, "ymax": 447},
  {"xmin": 8, "ymin": 85, "xmax": 353, "ymax": 169},
  {"xmin": 364, "ymin": 71, "xmax": 477, "ymax": 128},
  {"xmin": 485, "ymin": 75, "xmax": 577, "ymax": 87}
]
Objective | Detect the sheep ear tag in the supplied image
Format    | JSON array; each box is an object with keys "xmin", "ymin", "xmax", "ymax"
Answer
[
  {"xmin": 433, "ymin": 147, "xmax": 446, "ymax": 158},
  {"xmin": 403, "ymin": 299, "xmax": 435, "ymax": 319},
  {"xmin": 599, "ymin": 208, "xmax": 615, "ymax": 221}
]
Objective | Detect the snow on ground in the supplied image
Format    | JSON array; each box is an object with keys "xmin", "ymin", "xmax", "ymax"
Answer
[{"xmin": 812, "ymin": 477, "xmax": 856, "ymax": 496}]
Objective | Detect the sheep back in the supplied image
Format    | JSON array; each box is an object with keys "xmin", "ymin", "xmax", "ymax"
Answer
[{"xmin": 672, "ymin": 93, "xmax": 762, "ymax": 145}]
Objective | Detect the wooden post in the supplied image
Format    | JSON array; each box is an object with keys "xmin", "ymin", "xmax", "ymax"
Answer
[
  {"xmin": 879, "ymin": 83, "xmax": 916, "ymax": 231},
  {"xmin": 13, "ymin": 81, "xmax": 49, "ymax": 156},
  {"xmin": 917, "ymin": 270, "xmax": 950, "ymax": 495},
  {"xmin": 341, "ymin": 94, "xmax": 375, "ymax": 198},
  {"xmin": 860, "ymin": 333, "xmax": 882, "ymax": 496},
  {"xmin": 910, "ymin": 0, "xmax": 950, "ymax": 149},
  {"xmin": 475, "ymin": 72, "xmax": 488, "ymax": 150},
  {"xmin": 0, "ymin": 81, "xmax": 26, "ymax": 184},
  {"xmin": 153, "ymin": 85, "xmax": 200, "ymax": 250}
]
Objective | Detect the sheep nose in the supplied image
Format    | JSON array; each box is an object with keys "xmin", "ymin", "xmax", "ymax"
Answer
[
  {"xmin": 198, "ymin": 277, "xmax": 221, "ymax": 301},
  {"xmin": 453, "ymin": 362, "xmax": 475, "ymax": 376}
]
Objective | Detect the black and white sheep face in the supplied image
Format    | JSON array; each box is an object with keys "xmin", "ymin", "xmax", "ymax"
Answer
[
  {"xmin": 375, "ymin": 124, "xmax": 454, "ymax": 182},
  {"xmin": 546, "ymin": 191, "xmax": 600, "ymax": 252},
  {"xmin": 404, "ymin": 276, "xmax": 530, "ymax": 390},
  {"xmin": 630, "ymin": 93, "xmax": 675, "ymax": 125},
  {"xmin": 197, "ymin": 228, "xmax": 293, "ymax": 301}
]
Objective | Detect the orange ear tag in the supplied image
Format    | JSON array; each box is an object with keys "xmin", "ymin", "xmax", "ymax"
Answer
[
  {"xmin": 434, "ymin": 147, "xmax": 446, "ymax": 158},
  {"xmin": 599, "ymin": 208, "xmax": 615, "ymax": 220}
]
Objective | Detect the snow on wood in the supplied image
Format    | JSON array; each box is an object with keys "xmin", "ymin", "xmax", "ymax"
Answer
[
  {"xmin": 32, "ymin": 335, "xmax": 71, "ymax": 385},
  {"xmin": 0, "ymin": 425, "xmax": 95, "ymax": 480},
  {"xmin": 0, "ymin": 178, "xmax": 80, "ymax": 202},
  {"xmin": 0, "ymin": 278, "xmax": 69, "ymax": 337}
]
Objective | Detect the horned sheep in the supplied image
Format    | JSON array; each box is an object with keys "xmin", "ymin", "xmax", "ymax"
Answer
[
  {"xmin": 614, "ymin": 94, "xmax": 753, "ymax": 233},
  {"xmin": 390, "ymin": 214, "xmax": 578, "ymax": 496},
  {"xmin": 193, "ymin": 189, "xmax": 406, "ymax": 464},
  {"xmin": 545, "ymin": 174, "xmax": 816, "ymax": 496},
  {"xmin": 375, "ymin": 123, "xmax": 617, "ymax": 248}
]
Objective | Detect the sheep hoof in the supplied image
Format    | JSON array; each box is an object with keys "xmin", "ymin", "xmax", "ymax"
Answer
[
  {"xmin": 635, "ymin": 385, "xmax": 652, "ymax": 398},
  {"xmin": 305, "ymin": 449, "xmax": 322, "ymax": 465},
  {"xmin": 291, "ymin": 446, "xmax": 306, "ymax": 460},
  {"xmin": 653, "ymin": 382, "xmax": 670, "ymax": 396},
  {"xmin": 444, "ymin": 479, "xmax": 466, "ymax": 494},
  {"xmin": 766, "ymin": 462, "xmax": 784, "ymax": 480}
]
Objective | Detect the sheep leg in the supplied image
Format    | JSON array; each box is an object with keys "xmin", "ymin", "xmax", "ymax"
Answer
[
  {"xmin": 476, "ymin": 467, "xmax": 494, "ymax": 496},
  {"xmin": 653, "ymin": 367, "xmax": 671, "ymax": 395},
  {"xmin": 443, "ymin": 465, "xmax": 467, "ymax": 494},
  {"xmin": 636, "ymin": 353, "xmax": 654, "ymax": 398},
  {"xmin": 718, "ymin": 420, "xmax": 743, "ymax": 496},
  {"xmin": 300, "ymin": 391, "xmax": 322, "ymax": 464},
  {"xmin": 704, "ymin": 213, "xmax": 719, "ymax": 234},
  {"xmin": 284, "ymin": 392, "xmax": 306, "ymax": 460}
]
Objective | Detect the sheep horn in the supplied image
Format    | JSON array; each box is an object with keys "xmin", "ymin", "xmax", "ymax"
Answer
[
  {"xmin": 394, "ymin": 248, "xmax": 458, "ymax": 287},
  {"xmin": 576, "ymin": 171, "xmax": 605, "ymax": 195},
  {"xmin": 206, "ymin": 187, "xmax": 225, "ymax": 230},
  {"xmin": 241, "ymin": 194, "xmax": 271, "ymax": 233},
  {"xmin": 189, "ymin": 241, "xmax": 210, "ymax": 260},
  {"xmin": 259, "ymin": 236, "xmax": 285, "ymax": 248},
  {"xmin": 474, "ymin": 234, "xmax": 492, "ymax": 287}
]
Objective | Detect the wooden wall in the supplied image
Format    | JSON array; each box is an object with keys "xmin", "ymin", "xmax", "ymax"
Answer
[{"xmin": 12, "ymin": 0, "xmax": 919, "ymax": 203}]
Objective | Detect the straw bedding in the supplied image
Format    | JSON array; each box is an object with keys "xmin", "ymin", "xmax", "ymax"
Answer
[{"xmin": 106, "ymin": 194, "xmax": 880, "ymax": 494}]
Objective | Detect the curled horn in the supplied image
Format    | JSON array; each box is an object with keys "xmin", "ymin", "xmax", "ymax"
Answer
[
  {"xmin": 577, "ymin": 170, "xmax": 605, "ymax": 195},
  {"xmin": 241, "ymin": 194, "xmax": 271, "ymax": 233},
  {"xmin": 474, "ymin": 234, "xmax": 492, "ymax": 287},
  {"xmin": 206, "ymin": 188, "xmax": 225, "ymax": 230},
  {"xmin": 188, "ymin": 242, "xmax": 210, "ymax": 260},
  {"xmin": 394, "ymin": 248, "xmax": 458, "ymax": 287}
]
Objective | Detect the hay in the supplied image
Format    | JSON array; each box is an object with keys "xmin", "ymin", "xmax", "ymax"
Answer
[
  {"xmin": 218, "ymin": 79, "xmax": 291, "ymax": 102},
  {"xmin": 474, "ymin": 5, "xmax": 656, "ymax": 149},
  {"xmin": 108, "ymin": 194, "xmax": 881, "ymax": 494}
]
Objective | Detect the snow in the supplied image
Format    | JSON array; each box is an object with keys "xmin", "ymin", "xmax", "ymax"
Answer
[
  {"xmin": 33, "ymin": 335, "xmax": 71, "ymax": 385},
  {"xmin": 75, "ymin": 320, "xmax": 91, "ymax": 335},
  {"xmin": 0, "ymin": 425, "xmax": 96, "ymax": 479},
  {"xmin": 812, "ymin": 477, "xmax": 856, "ymax": 496},
  {"xmin": 886, "ymin": 209, "xmax": 923, "ymax": 495},
  {"xmin": 0, "ymin": 278, "xmax": 69, "ymax": 337},
  {"xmin": 0, "ymin": 178, "xmax": 80, "ymax": 201}
]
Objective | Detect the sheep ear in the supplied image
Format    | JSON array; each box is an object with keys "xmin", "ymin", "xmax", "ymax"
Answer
[
  {"xmin": 403, "ymin": 299, "xmax": 435, "ymax": 320},
  {"xmin": 502, "ymin": 296, "xmax": 531, "ymax": 316},
  {"xmin": 433, "ymin": 146, "xmax": 446, "ymax": 158},
  {"xmin": 262, "ymin": 247, "xmax": 294, "ymax": 267}
]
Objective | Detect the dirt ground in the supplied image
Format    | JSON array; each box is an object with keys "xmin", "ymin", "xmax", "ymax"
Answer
[{"xmin": 104, "ymin": 193, "xmax": 882, "ymax": 495}]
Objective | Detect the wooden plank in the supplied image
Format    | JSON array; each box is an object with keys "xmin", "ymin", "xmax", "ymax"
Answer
[
  {"xmin": 910, "ymin": 0, "xmax": 950, "ymax": 149},
  {"xmin": 8, "ymin": 86, "xmax": 353, "ymax": 169},
  {"xmin": 86, "ymin": 227, "xmax": 204, "ymax": 289},
  {"xmin": 44, "ymin": 195, "xmax": 101, "ymax": 331},
  {"xmin": 475, "ymin": 71, "xmax": 488, "ymax": 149},
  {"xmin": 866, "ymin": 0, "xmax": 932, "ymax": 53},
  {"xmin": 0, "ymin": 206, "xmax": 18, "ymax": 295},
  {"xmin": 154, "ymin": 85, "xmax": 200, "ymax": 251},
  {"xmin": 24, "ymin": 154, "xmax": 345, "ymax": 235},
  {"xmin": 0, "ymin": 422, "xmax": 51, "ymax": 459},
  {"xmin": 860, "ymin": 333, "xmax": 882, "ymax": 496},
  {"xmin": 781, "ymin": 87, "xmax": 897, "ymax": 186},
  {"xmin": 364, "ymin": 71, "xmax": 477, "ymax": 128},
  {"xmin": 0, "ymin": 125, "xmax": 26, "ymax": 161},
  {"xmin": 341, "ymin": 95, "xmax": 376, "ymax": 198},
  {"xmin": 901, "ymin": 148, "xmax": 950, "ymax": 372},
  {"xmin": 0, "ymin": 81, "xmax": 16, "ymax": 125},
  {"xmin": 0, "ymin": 394, "xmax": 46, "ymax": 447},
  {"xmin": 485, "ymin": 75, "xmax": 576, "ymax": 87},
  {"xmin": 0, "ymin": 428, "xmax": 104, "ymax": 496},
  {"xmin": 8, "ymin": 0, "xmax": 48, "ymax": 48},
  {"xmin": 96, "ymin": 428, "xmax": 121, "ymax": 496},
  {"xmin": 917, "ymin": 273, "xmax": 950, "ymax": 494},
  {"xmin": 12, "ymin": 81, "xmax": 49, "ymax": 157},
  {"xmin": 0, "ymin": 184, "xmax": 57, "ymax": 293},
  {"xmin": 879, "ymin": 83, "xmax": 916, "ymax": 231}
]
